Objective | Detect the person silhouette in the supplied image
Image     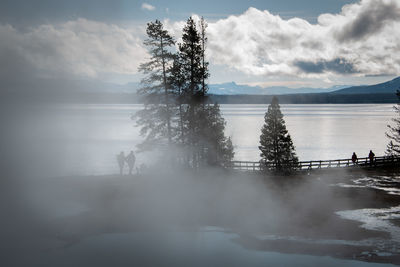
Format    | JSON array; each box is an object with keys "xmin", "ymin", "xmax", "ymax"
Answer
[
  {"xmin": 351, "ymin": 152, "xmax": 358, "ymax": 165},
  {"xmin": 126, "ymin": 151, "xmax": 136, "ymax": 175},
  {"xmin": 117, "ymin": 151, "xmax": 125, "ymax": 175},
  {"xmin": 368, "ymin": 150, "xmax": 375, "ymax": 166}
]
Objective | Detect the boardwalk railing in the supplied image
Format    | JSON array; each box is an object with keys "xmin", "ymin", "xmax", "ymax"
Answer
[{"xmin": 230, "ymin": 156, "xmax": 400, "ymax": 172}]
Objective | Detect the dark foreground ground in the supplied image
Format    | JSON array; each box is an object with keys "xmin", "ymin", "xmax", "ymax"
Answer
[{"xmin": 2, "ymin": 167, "xmax": 400, "ymax": 266}]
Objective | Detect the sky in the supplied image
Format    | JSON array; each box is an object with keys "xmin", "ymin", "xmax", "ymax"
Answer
[{"xmin": 1, "ymin": 0, "xmax": 400, "ymax": 90}]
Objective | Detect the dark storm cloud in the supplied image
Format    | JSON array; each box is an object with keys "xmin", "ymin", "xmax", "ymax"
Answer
[
  {"xmin": 336, "ymin": 0, "xmax": 400, "ymax": 42},
  {"xmin": 294, "ymin": 58, "xmax": 357, "ymax": 74}
]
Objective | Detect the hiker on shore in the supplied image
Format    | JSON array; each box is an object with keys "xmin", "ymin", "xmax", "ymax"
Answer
[
  {"xmin": 126, "ymin": 151, "xmax": 136, "ymax": 175},
  {"xmin": 117, "ymin": 151, "xmax": 125, "ymax": 175},
  {"xmin": 368, "ymin": 150, "xmax": 375, "ymax": 166},
  {"xmin": 351, "ymin": 152, "xmax": 358, "ymax": 165}
]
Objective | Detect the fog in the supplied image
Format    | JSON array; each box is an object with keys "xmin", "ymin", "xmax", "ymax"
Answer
[{"xmin": 0, "ymin": 99, "xmax": 398, "ymax": 266}]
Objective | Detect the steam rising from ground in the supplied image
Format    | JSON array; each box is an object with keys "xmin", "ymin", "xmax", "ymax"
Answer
[{"xmin": 1, "ymin": 101, "xmax": 399, "ymax": 266}]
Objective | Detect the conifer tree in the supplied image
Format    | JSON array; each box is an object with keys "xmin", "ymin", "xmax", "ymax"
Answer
[
  {"xmin": 203, "ymin": 103, "xmax": 234, "ymax": 166},
  {"xmin": 178, "ymin": 17, "xmax": 206, "ymax": 167},
  {"xmin": 169, "ymin": 55, "xmax": 186, "ymax": 145},
  {"xmin": 176, "ymin": 17, "xmax": 233, "ymax": 168},
  {"xmin": 199, "ymin": 17, "xmax": 209, "ymax": 95},
  {"xmin": 259, "ymin": 96, "xmax": 298, "ymax": 171},
  {"xmin": 135, "ymin": 17, "xmax": 234, "ymax": 169},
  {"xmin": 135, "ymin": 20, "xmax": 175, "ymax": 150},
  {"xmin": 386, "ymin": 90, "xmax": 400, "ymax": 155},
  {"xmin": 179, "ymin": 17, "xmax": 204, "ymax": 100}
]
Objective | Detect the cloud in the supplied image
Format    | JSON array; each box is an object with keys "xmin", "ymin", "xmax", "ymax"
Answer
[
  {"xmin": 203, "ymin": 0, "xmax": 400, "ymax": 78},
  {"xmin": 1, "ymin": 0, "xmax": 399, "ymax": 90},
  {"xmin": 141, "ymin": 3, "xmax": 155, "ymax": 11},
  {"xmin": 294, "ymin": 58, "xmax": 357, "ymax": 74},
  {"xmin": 0, "ymin": 19, "xmax": 148, "ymax": 84},
  {"xmin": 333, "ymin": 0, "xmax": 400, "ymax": 42}
]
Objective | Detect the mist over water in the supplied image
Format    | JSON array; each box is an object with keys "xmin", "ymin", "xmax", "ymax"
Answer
[
  {"xmin": 1, "ymin": 101, "xmax": 400, "ymax": 266},
  {"xmin": 28, "ymin": 103, "xmax": 393, "ymax": 177}
]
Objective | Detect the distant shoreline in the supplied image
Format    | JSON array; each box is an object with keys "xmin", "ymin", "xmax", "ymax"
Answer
[{"xmin": 5, "ymin": 92, "xmax": 397, "ymax": 104}]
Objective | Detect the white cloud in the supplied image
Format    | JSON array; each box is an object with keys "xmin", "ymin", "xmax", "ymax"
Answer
[
  {"xmin": 204, "ymin": 0, "xmax": 400, "ymax": 78},
  {"xmin": 1, "ymin": 0, "xmax": 399, "ymax": 89},
  {"xmin": 0, "ymin": 19, "xmax": 148, "ymax": 80},
  {"xmin": 141, "ymin": 3, "xmax": 155, "ymax": 11}
]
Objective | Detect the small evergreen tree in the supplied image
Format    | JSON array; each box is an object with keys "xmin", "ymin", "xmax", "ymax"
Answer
[
  {"xmin": 386, "ymin": 90, "xmax": 400, "ymax": 155},
  {"xmin": 259, "ymin": 96, "xmax": 298, "ymax": 172},
  {"xmin": 222, "ymin": 136, "xmax": 235, "ymax": 166},
  {"xmin": 202, "ymin": 103, "xmax": 234, "ymax": 166}
]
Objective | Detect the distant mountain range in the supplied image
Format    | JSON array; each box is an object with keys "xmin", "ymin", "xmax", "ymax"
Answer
[
  {"xmin": 208, "ymin": 82, "xmax": 348, "ymax": 95},
  {"xmin": 101, "ymin": 76, "xmax": 399, "ymax": 96},
  {"xmin": 208, "ymin": 77, "xmax": 400, "ymax": 104},
  {"xmin": 10, "ymin": 75, "xmax": 399, "ymax": 96},
  {"xmin": 208, "ymin": 77, "xmax": 400, "ymax": 95},
  {"xmin": 331, "ymin": 76, "xmax": 400, "ymax": 95}
]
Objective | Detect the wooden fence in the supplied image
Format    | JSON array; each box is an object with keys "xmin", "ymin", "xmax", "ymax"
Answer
[{"xmin": 229, "ymin": 156, "xmax": 400, "ymax": 172}]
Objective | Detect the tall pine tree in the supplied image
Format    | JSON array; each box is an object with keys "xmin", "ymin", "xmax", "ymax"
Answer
[
  {"xmin": 178, "ymin": 17, "xmax": 206, "ymax": 167},
  {"xmin": 176, "ymin": 17, "xmax": 233, "ymax": 168},
  {"xmin": 169, "ymin": 55, "xmax": 186, "ymax": 145},
  {"xmin": 199, "ymin": 17, "xmax": 209, "ymax": 96},
  {"xmin": 135, "ymin": 20, "xmax": 175, "ymax": 150},
  {"xmin": 259, "ymin": 96, "xmax": 298, "ymax": 172},
  {"xmin": 135, "ymin": 17, "xmax": 235, "ymax": 169}
]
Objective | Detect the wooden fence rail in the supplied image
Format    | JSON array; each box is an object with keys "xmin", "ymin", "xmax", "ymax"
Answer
[{"xmin": 229, "ymin": 156, "xmax": 400, "ymax": 172}]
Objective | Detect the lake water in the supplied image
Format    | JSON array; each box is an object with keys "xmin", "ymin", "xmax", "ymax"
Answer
[{"xmin": 30, "ymin": 104, "xmax": 394, "ymax": 177}]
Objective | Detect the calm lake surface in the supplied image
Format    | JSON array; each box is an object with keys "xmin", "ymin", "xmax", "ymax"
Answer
[{"xmin": 35, "ymin": 104, "xmax": 394, "ymax": 177}]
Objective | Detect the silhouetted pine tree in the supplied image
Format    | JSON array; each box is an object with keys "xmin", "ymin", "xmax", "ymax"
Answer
[
  {"xmin": 199, "ymin": 17, "xmax": 209, "ymax": 96},
  {"xmin": 386, "ymin": 90, "xmax": 400, "ymax": 155},
  {"xmin": 135, "ymin": 17, "xmax": 234, "ymax": 169},
  {"xmin": 178, "ymin": 17, "xmax": 206, "ymax": 167},
  {"xmin": 259, "ymin": 96, "xmax": 298, "ymax": 172},
  {"xmin": 169, "ymin": 55, "xmax": 186, "ymax": 145},
  {"xmin": 203, "ymin": 103, "xmax": 234, "ymax": 166},
  {"xmin": 135, "ymin": 20, "xmax": 175, "ymax": 150},
  {"xmin": 179, "ymin": 17, "xmax": 204, "ymax": 101},
  {"xmin": 177, "ymin": 17, "xmax": 233, "ymax": 168}
]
